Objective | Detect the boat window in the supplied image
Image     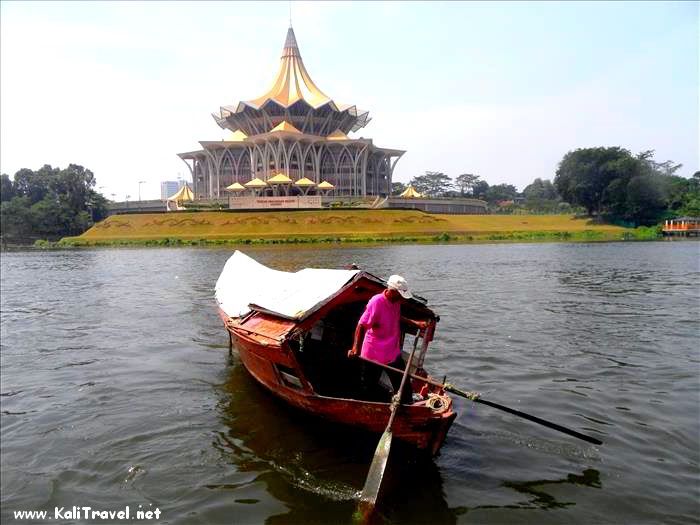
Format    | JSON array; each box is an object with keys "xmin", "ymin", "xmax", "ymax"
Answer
[
  {"xmin": 309, "ymin": 321, "xmax": 324, "ymax": 341},
  {"xmin": 276, "ymin": 364, "xmax": 304, "ymax": 389}
]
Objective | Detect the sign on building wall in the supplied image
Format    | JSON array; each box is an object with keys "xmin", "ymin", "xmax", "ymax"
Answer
[{"xmin": 229, "ymin": 196, "xmax": 323, "ymax": 209}]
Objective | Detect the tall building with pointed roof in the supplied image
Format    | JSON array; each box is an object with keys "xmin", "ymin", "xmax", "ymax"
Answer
[{"xmin": 178, "ymin": 27, "xmax": 404, "ymax": 200}]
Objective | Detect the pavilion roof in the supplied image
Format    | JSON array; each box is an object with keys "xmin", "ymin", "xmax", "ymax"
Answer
[
  {"xmin": 267, "ymin": 173, "xmax": 293, "ymax": 184},
  {"xmin": 399, "ymin": 185, "xmax": 423, "ymax": 198},
  {"xmin": 294, "ymin": 177, "xmax": 316, "ymax": 187},
  {"xmin": 245, "ymin": 178, "xmax": 269, "ymax": 188},
  {"xmin": 168, "ymin": 185, "xmax": 194, "ymax": 202},
  {"xmin": 225, "ymin": 182, "xmax": 246, "ymax": 192}
]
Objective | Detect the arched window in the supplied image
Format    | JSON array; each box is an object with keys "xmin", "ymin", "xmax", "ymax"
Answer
[
  {"xmin": 303, "ymin": 145, "xmax": 316, "ymax": 180},
  {"xmin": 238, "ymin": 152, "xmax": 251, "ymax": 184},
  {"xmin": 220, "ymin": 154, "xmax": 234, "ymax": 191},
  {"xmin": 288, "ymin": 143, "xmax": 302, "ymax": 181},
  {"xmin": 338, "ymin": 149, "xmax": 353, "ymax": 196},
  {"xmin": 320, "ymin": 149, "xmax": 337, "ymax": 195}
]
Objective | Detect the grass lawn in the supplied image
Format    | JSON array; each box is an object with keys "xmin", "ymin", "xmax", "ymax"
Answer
[{"xmin": 57, "ymin": 210, "xmax": 649, "ymax": 246}]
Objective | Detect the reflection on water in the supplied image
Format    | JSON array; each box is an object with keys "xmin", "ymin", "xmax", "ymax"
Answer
[
  {"xmin": 501, "ymin": 468, "xmax": 601, "ymax": 510},
  {"xmin": 216, "ymin": 362, "xmax": 459, "ymax": 524},
  {"xmin": 1, "ymin": 243, "xmax": 698, "ymax": 525},
  {"xmin": 215, "ymin": 361, "xmax": 606, "ymax": 524}
]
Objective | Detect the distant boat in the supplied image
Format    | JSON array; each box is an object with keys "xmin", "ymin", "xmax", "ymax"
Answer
[{"xmin": 215, "ymin": 251, "xmax": 457, "ymax": 455}]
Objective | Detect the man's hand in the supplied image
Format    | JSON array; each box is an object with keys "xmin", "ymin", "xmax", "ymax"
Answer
[
  {"xmin": 415, "ymin": 320, "xmax": 429, "ymax": 330},
  {"xmin": 347, "ymin": 347, "xmax": 359, "ymax": 359}
]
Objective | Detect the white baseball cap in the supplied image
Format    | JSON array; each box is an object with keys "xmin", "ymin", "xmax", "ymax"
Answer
[{"xmin": 387, "ymin": 274, "xmax": 413, "ymax": 299}]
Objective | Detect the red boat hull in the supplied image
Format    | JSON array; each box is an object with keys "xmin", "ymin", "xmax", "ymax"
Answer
[{"xmin": 226, "ymin": 316, "xmax": 457, "ymax": 456}]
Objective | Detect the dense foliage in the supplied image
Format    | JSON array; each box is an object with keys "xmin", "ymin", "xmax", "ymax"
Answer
[
  {"xmin": 391, "ymin": 182, "xmax": 407, "ymax": 195},
  {"xmin": 0, "ymin": 164, "xmax": 108, "ymax": 243},
  {"xmin": 399, "ymin": 148, "xmax": 696, "ymax": 224},
  {"xmin": 554, "ymin": 148, "xmax": 697, "ymax": 225},
  {"xmin": 408, "ymin": 171, "xmax": 454, "ymax": 197}
]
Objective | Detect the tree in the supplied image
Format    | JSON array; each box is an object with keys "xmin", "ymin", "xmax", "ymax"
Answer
[
  {"xmin": 409, "ymin": 171, "xmax": 454, "ymax": 197},
  {"xmin": 485, "ymin": 183, "xmax": 518, "ymax": 204},
  {"xmin": 522, "ymin": 178, "xmax": 560, "ymax": 212},
  {"xmin": 391, "ymin": 182, "xmax": 407, "ymax": 196},
  {"xmin": 14, "ymin": 165, "xmax": 59, "ymax": 204},
  {"xmin": 555, "ymin": 147, "xmax": 697, "ymax": 224},
  {"xmin": 1, "ymin": 197, "xmax": 33, "ymax": 240},
  {"xmin": 0, "ymin": 164, "xmax": 106, "ymax": 242},
  {"xmin": 637, "ymin": 150, "xmax": 683, "ymax": 177},
  {"xmin": 678, "ymin": 171, "xmax": 700, "ymax": 216},
  {"xmin": 523, "ymin": 178, "xmax": 559, "ymax": 201},
  {"xmin": 554, "ymin": 147, "xmax": 640, "ymax": 216},
  {"xmin": 0, "ymin": 174, "xmax": 14, "ymax": 202},
  {"xmin": 625, "ymin": 174, "xmax": 667, "ymax": 226},
  {"xmin": 472, "ymin": 180, "xmax": 489, "ymax": 200},
  {"xmin": 455, "ymin": 173, "xmax": 479, "ymax": 197}
]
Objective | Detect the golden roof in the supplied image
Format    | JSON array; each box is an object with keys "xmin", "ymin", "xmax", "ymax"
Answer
[
  {"xmin": 270, "ymin": 121, "xmax": 302, "ymax": 134},
  {"xmin": 267, "ymin": 173, "xmax": 293, "ymax": 184},
  {"xmin": 167, "ymin": 185, "xmax": 194, "ymax": 202},
  {"xmin": 225, "ymin": 182, "xmax": 246, "ymax": 192},
  {"xmin": 247, "ymin": 27, "xmax": 332, "ymax": 109},
  {"xmin": 317, "ymin": 180, "xmax": 335, "ymax": 189},
  {"xmin": 294, "ymin": 177, "xmax": 316, "ymax": 187},
  {"xmin": 212, "ymin": 28, "xmax": 372, "ymax": 134},
  {"xmin": 225, "ymin": 130, "xmax": 248, "ymax": 142},
  {"xmin": 244, "ymin": 178, "xmax": 269, "ymax": 188},
  {"xmin": 327, "ymin": 129, "xmax": 349, "ymax": 141},
  {"xmin": 399, "ymin": 185, "xmax": 423, "ymax": 198}
]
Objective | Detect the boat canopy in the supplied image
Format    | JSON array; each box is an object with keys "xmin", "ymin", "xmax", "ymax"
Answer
[{"xmin": 215, "ymin": 251, "xmax": 360, "ymax": 320}]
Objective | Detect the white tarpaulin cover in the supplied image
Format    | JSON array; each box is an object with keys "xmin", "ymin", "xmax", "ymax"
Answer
[{"xmin": 215, "ymin": 251, "xmax": 360, "ymax": 320}]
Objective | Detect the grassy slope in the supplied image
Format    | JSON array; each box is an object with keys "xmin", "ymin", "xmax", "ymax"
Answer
[{"xmin": 68, "ymin": 210, "xmax": 630, "ymax": 244}]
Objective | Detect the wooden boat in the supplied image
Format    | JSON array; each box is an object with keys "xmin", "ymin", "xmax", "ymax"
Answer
[{"xmin": 215, "ymin": 251, "xmax": 457, "ymax": 456}]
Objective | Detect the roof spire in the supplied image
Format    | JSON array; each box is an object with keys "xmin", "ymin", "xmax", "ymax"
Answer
[
  {"xmin": 283, "ymin": 26, "xmax": 299, "ymax": 56},
  {"xmin": 245, "ymin": 26, "xmax": 332, "ymax": 108},
  {"xmin": 283, "ymin": 26, "xmax": 299, "ymax": 57},
  {"xmin": 289, "ymin": 0, "xmax": 292, "ymax": 27}
]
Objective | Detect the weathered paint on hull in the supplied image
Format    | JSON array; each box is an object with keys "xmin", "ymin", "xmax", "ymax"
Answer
[{"xmin": 230, "ymin": 327, "xmax": 457, "ymax": 455}]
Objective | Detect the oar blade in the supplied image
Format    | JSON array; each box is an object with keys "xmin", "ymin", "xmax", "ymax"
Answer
[{"xmin": 359, "ymin": 430, "xmax": 393, "ymax": 508}]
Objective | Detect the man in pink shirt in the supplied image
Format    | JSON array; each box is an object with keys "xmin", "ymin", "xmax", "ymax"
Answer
[{"xmin": 348, "ymin": 275, "xmax": 427, "ymax": 402}]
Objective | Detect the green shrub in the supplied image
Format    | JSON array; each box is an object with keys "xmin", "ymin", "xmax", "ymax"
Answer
[
  {"xmin": 433, "ymin": 232, "xmax": 452, "ymax": 242},
  {"xmin": 33, "ymin": 239, "xmax": 52, "ymax": 248}
]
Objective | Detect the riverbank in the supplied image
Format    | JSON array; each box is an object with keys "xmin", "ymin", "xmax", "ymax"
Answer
[{"xmin": 52, "ymin": 210, "xmax": 661, "ymax": 247}]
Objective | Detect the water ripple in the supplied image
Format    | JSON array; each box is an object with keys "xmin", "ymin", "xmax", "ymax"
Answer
[{"xmin": 1, "ymin": 243, "xmax": 698, "ymax": 524}]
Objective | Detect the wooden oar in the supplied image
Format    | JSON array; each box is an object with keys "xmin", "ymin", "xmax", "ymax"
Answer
[
  {"xmin": 362, "ymin": 359, "xmax": 603, "ymax": 446},
  {"xmin": 358, "ymin": 332, "xmax": 422, "ymax": 512}
]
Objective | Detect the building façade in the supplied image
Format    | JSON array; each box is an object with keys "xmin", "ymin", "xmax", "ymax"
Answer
[{"xmin": 178, "ymin": 27, "xmax": 404, "ymax": 200}]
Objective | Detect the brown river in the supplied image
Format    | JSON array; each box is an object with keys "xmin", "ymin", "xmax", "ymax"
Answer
[{"xmin": 1, "ymin": 241, "xmax": 698, "ymax": 524}]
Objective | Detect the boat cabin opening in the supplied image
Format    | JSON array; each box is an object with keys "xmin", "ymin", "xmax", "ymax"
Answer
[{"xmin": 233, "ymin": 273, "xmax": 438, "ymax": 403}]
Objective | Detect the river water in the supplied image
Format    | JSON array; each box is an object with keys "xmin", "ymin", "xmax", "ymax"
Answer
[{"xmin": 1, "ymin": 242, "xmax": 698, "ymax": 524}]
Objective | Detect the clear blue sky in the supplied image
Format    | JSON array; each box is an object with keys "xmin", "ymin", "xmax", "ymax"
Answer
[{"xmin": 1, "ymin": 1, "xmax": 697, "ymax": 199}]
